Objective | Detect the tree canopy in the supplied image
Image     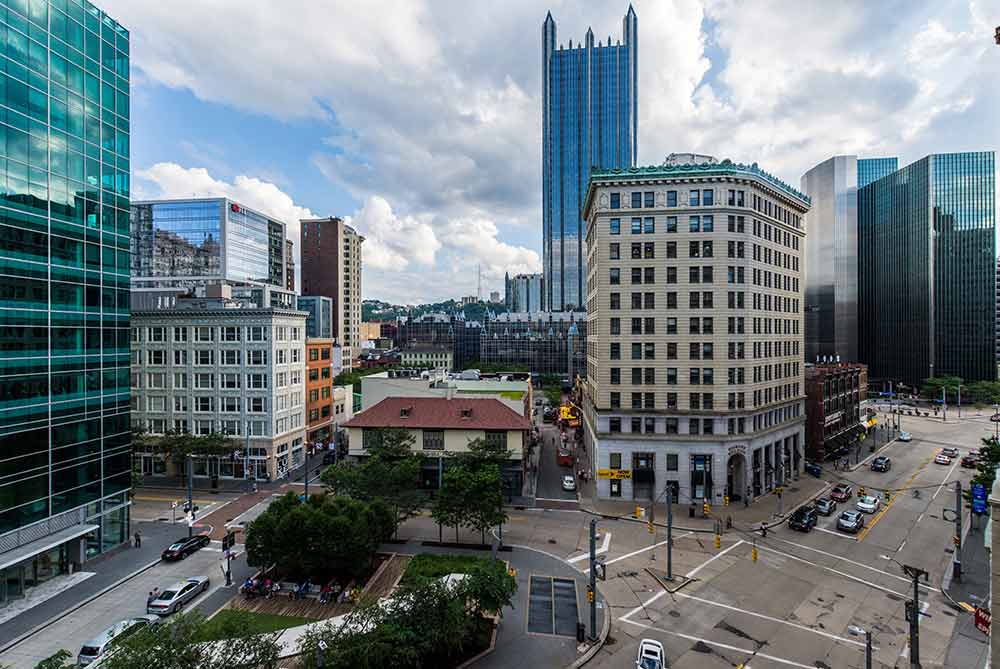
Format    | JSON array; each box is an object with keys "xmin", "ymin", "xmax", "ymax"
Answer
[{"xmin": 133, "ymin": 429, "xmax": 241, "ymax": 467}]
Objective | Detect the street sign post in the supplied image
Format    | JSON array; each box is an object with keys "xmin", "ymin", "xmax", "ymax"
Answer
[{"xmin": 972, "ymin": 483, "xmax": 987, "ymax": 514}]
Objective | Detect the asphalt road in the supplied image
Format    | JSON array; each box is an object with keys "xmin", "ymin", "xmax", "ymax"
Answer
[
  {"xmin": 3, "ymin": 544, "xmax": 228, "ymax": 668},
  {"xmin": 585, "ymin": 415, "xmax": 986, "ymax": 669},
  {"xmin": 535, "ymin": 422, "xmax": 579, "ymax": 502}
]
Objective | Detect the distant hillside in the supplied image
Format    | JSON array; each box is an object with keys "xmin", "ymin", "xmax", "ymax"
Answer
[{"xmin": 363, "ymin": 299, "xmax": 507, "ymax": 323}]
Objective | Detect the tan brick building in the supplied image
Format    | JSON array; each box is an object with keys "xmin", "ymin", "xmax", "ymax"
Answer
[{"xmin": 582, "ymin": 155, "xmax": 810, "ymax": 505}]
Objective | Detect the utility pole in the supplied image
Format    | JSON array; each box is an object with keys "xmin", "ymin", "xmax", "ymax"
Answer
[
  {"xmin": 941, "ymin": 386, "xmax": 946, "ymax": 422},
  {"xmin": 904, "ymin": 564, "xmax": 928, "ymax": 669},
  {"xmin": 304, "ymin": 452, "xmax": 310, "ymax": 500},
  {"xmin": 588, "ymin": 519, "xmax": 598, "ymax": 641},
  {"xmin": 957, "ymin": 384, "xmax": 961, "ymax": 418},
  {"xmin": 186, "ymin": 453, "xmax": 194, "ymax": 538},
  {"xmin": 666, "ymin": 486, "xmax": 674, "ymax": 581},
  {"xmin": 865, "ymin": 629, "xmax": 872, "ymax": 669},
  {"xmin": 953, "ymin": 481, "xmax": 962, "ymax": 580}
]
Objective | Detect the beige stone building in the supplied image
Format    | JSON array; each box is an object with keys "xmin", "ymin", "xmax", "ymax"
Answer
[{"xmin": 582, "ymin": 155, "xmax": 810, "ymax": 505}]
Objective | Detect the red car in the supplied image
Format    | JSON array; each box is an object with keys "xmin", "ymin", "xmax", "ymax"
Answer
[
  {"xmin": 830, "ymin": 483, "xmax": 854, "ymax": 502},
  {"xmin": 960, "ymin": 455, "xmax": 978, "ymax": 468}
]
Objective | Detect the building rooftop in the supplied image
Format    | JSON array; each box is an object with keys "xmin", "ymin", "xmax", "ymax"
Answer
[
  {"xmin": 585, "ymin": 158, "xmax": 811, "ymax": 208},
  {"xmin": 343, "ymin": 397, "xmax": 531, "ymax": 431}
]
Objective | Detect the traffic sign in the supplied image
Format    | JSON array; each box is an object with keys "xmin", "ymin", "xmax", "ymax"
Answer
[
  {"xmin": 975, "ymin": 607, "xmax": 991, "ymax": 634},
  {"xmin": 972, "ymin": 483, "xmax": 987, "ymax": 514}
]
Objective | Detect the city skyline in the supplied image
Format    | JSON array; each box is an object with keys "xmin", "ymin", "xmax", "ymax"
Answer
[{"xmin": 102, "ymin": 0, "xmax": 999, "ymax": 304}]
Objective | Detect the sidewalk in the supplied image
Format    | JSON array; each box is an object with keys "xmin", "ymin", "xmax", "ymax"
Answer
[
  {"xmin": 196, "ymin": 484, "xmax": 294, "ymax": 540},
  {"xmin": 580, "ymin": 475, "xmax": 829, "ymax": 532},
  {"xmin": 942, "ymin": 513, "xmax": 991, "ymax": 668},
  {"xmin": 0, "ymin": 521, "xmax": 178, "ymax": 649}
]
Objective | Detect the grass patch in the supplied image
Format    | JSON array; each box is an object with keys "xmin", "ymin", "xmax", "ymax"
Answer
[
  {"xmin": 399, "ymin": 553, "xmax": 494, "ymax": 587},
  {"xmin": 196, "ymin": 609, "xmax": 312, "ymax": 641}
]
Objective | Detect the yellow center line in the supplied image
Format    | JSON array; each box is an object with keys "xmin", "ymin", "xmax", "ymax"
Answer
[{"xmin": 856, "ymin": 455, "xmax": 934, "ymax": 542}]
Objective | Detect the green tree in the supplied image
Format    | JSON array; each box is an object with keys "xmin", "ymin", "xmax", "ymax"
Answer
[
  {"xmin": 34, "ymin": 650, "xmax": 73, "ymax": 669},
  {"xmin": 432, "ymin": 467, "xmax": 470, "ymax": 544},
  {"xmin": 321, "ymin": 429, "xmax": 423, "ymax": 538},
  {"xmin": 465, "ymin": 466, "xmax": 507, "ymax": 545},
  {"xmin": 461, "ymin": 559, "xmax": 518, "ymax": 619},
  {"xmin": 99, "ymin": 612, "xmax": 281, "ymax": 669},
  {"xmin": 972, "ymin": 436, "xmax": 1000, "ymax": 492}
]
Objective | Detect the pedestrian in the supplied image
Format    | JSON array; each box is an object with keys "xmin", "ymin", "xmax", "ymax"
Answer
[
  {"xmin": 133, "ymin": 529, "xmax": 141, "ymax": 548},
  {"xmin": 147, "ymin": 588, "xmax": 158, "ymax": 605},
  {"xmin": 760, "ymin": 521, "xmax": 767, "ymax": 538}
]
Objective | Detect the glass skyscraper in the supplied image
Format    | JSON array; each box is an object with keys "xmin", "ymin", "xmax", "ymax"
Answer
[
  {"xmin": 542, "ymin": 6, "xmax": 637, "ymax": 312},
  {"xmin": 801, "ymin": 155, "xmax": 898, "ymax": 363},
  {"xmin": 859, "ymin": 152, "xmax": 996, "ymax": 384},
  {"xmin": 0, "ymin": 0, "xmax": 131, "ymax": 605}
]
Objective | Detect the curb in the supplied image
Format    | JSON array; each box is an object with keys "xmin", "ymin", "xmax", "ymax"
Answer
[
  {"xmin": 0, "ymin": 556, "xmax": 162, "ymax": 654},
  {"xmin": 939, "ymin": 509, "xmax": 976, "ymax": 613},
  {"xmin": 846, "ymin": 437, "xmax": 899, "ymax": 473},
  {"xmin": 567, "ymin": 583, "xmax": 611, "ymax": 669}
]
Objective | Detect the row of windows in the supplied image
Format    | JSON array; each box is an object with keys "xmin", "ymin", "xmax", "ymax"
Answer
[
  {"xmin": 137, "ymin": 395, "xmax": 268, "ymax": 414},
  {"xmin": 133, "ymin": 325, "xmax": 301, "ymax": 343},
  {"xmin": 609, "ymin": 265, "xmax": 753, "ymax": 286},
  {"xmin": 610, "ymin": 316, "xmax": 747, "ymax": 336},
  {"xmin": 603, "ymin": 400, "xmax": 802, "ymax": 433},
  {"xmin": 133, "ymin": 347, "xmax": 302, "ymax": 366},
  {"xmin": 611, "ymin": 188, "xmax": 744, "ymax": 210},
  {"xmin": 133, "ymin": 371, "xmax": 303, "ymax": 391}
]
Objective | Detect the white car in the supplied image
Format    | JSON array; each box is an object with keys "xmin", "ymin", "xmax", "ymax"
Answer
[
  {"xmin": 934, "ymin": 453, "xmax": 952, "ymax": 465},
  {"xmin": 562, "ymin": 475, "xmax": 577, "ymax": 492},
  {"xmin": 856, "ymin": 495, "xmax": 880, "ymax": 514},
  {"xmin": 77, "ymin": 615, "xmax": 160, "ymax": 666},
  {"xmin": 898, "ymin": 431, "xmax": 912, "ymax": 442},
  {"xmin": 147, "ymin": 576, "xmax": 210, "ymax": 615},
  {"xmin": 636, "ymin": 638, "xmax": 665, "ymax": 669}
]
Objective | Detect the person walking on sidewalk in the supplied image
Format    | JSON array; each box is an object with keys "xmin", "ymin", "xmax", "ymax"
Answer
[
  {"xmin": 760, "ymin": 521, "xmax": 767, "ymax": 538},
  {"xmin": 133, "ymin": 529, "xmax": 141, "ymax": 548}
]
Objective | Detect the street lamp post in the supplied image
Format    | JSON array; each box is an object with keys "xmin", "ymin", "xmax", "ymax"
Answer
[
  {"xmin": 848, "ymin": 625, "xmax": 873, "ymax": 669},
  {"xmin": 881, "ymin": 555, "xmax": 927, "ymax": 669}
]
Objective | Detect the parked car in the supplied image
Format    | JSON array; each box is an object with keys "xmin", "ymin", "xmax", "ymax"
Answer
[
  {"xmin": 77, "ymin": 616, "xmax": 160, "ymax": 666},
  {"xmin": 837, "ymin": 510, "xmax": 865, "ymax": 534},
  {"xmin": 562, "ymin": 475, "xmax": 577, "ymax": 492},
  {"xmin": 934, "ymin": 453, "xmax": 952, "ymax": 465},
  {"xmin": 961, "ymin": 454, "xmax": 979, "ymax": 468},
  {"xmin": 814, "ymin": 497, "xmax": 837, "ymax": 516},
  {"xmin": 161, "ymin": 535, "xmax": 211, "ymax": 561},
  {"xmin": 969, "ymin": 449, "xmax": 980, "ymax": 458},
  {"xmin": 830, "ymin": 483, "xmax": 854, "ymax": 502},
  {"xmin": 871, "ymin": 456, "xmax": 891, "ymax": 472},
  {"xmin": 147, "ymin": 577, "xmax": 210, "ymax": 616},
  {"xmin": 898, "ymin": 431, "xmax": 912, "ymax": 442},
  {"xmin": 635, "ymin": 638, "xmax": 665, "ymax": 669},
  {"xmin": 534, "ymin": 397, "xmax": 543, "ymax": 406},
  {"xmin": 788, "ymin": 506, "xmax": 817, "ymax": 532},
  {"xmin": 856, "ymin": 495, "xmax": 881, "ymax": 514},
  {"xmin": 804, "ymin": 462, "xmax": 822, "ymax": 478},
  {"xmin": 941, "ymin": 447, "xmax": 960, "ymax": 458}
]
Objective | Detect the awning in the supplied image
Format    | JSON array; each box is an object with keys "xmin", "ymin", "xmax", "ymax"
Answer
[
  {"xmin": 0, "ymin": 523, "xmax": 99, "ymax": 571},
  {"xmin": 859, "ymin": 417, "xmax": 877, "ymax": 429}
]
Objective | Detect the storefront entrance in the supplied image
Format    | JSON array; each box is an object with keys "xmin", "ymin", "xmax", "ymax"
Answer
[{"xmin": 726, "ymin": 449, "xmax": 747, "ymax": 501}]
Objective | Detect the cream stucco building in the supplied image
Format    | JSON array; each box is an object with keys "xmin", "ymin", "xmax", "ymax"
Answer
[{"xmin": 582, "ymin": 155, "xmax": 810, "ymax": 505}]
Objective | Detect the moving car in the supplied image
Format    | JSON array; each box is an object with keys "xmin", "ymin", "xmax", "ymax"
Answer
[
  {"xmin": 961, "ymin": 454, "xmax": 979, "ymax": 468},
  {"xmin": 898, "ymin": 431, "xmax": 912, "ymax": 442},
  {"xmin": 77, "ymin": 616, "xmax": 160, "ymax": 666},
  {"xmin": 161, "ymin": 535, "xmax": 211, "ymax": 561},
  {"xmin": 635, "ymin": 638, "xmax": 665, "ymax": 669},
  {"xmin": 856, "ymin": 495, "xmax": 881, "ymax": 514},
  {"xmin": 941, "ymin": 447, "xmax": 960, "ymax": 458},
  {"xmin": 804, "ymin": 462, "xmax": 822, "ymax": 478},
  {"xmin": 837, "ymin": 510, "xmax": 865, "ymax": 534},
  {"xmin": 147, "ymin": 577, "xmax": 210, "ymax": 616},
  {"xmin": 830, "ymin": 483, "xmax": 854, "ymax": 502},
  {"xmin": 562, "ymin": 475, "xmax": 577, "ymax": 492},
  {"xmin": 788, "ymin": 506, "xmax": 817, "ymax": 532},
  {"xmin": 814, "ymin": 497, "xmax": 837, "ymax": 516},
  {"xmin": 871, "ymin": 456, "xmax": 891, "ymax": 473},
  {"xmin": 934, "ymin": 453, "xmax": 952, "ymax": 465}
]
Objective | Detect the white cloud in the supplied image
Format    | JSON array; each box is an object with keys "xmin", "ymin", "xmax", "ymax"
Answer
[{"xmin": 112, "ymin": 0, "xmax": 999, "ymax": 302}]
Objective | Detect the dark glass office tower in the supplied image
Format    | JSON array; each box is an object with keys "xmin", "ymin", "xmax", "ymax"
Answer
[
  {"xmin": 857, "ymin": 157, "xmax": 898, "ymax": 189},
  {"xmin": 542, "ymin": 6, "xmax": 636, "ymax": 312},
  {"xmin": 859, "ymin": 152, "xmax": 996, "ymax": 384},
  {"xmin": 0, "ymin": 0, "xmax": 132, "ymax": 602}
]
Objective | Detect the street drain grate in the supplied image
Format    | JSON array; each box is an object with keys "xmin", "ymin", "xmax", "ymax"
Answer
[{"xmin": 527, "ymin": 575, "xmax": 579, "ymax": 636}]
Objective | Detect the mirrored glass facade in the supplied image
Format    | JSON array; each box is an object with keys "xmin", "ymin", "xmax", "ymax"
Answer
[
  {"xmin": 857, "ymin": 157, "xmax": 897, "ymax": 189},
  {"xmin": 542, "ymin": 7, "xmax": 636, "ymax": 312},
  {"xmin": 859, "ymin": 152, "xmax": 996, "ymax": 384},
  {"xmin": 0, "ymin": 0, "xmax": 131, "ymax": 555}
]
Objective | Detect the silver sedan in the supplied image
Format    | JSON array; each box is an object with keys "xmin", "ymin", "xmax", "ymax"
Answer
[{"xmin": 146, "ymin": 576, "xmax": 210, "ymax": 616}]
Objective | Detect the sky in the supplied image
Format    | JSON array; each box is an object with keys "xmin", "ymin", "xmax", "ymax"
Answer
[{"xmin": 103, "ymin": 0, "xmax": 1000, "ymax": 305}]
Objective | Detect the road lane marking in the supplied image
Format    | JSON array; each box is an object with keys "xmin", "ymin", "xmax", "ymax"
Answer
[
  {"xmin": 811, "ymin": 526, "xmax": 857, "ymax": 540},
  {"xmin": 673, "ymin": 592, "xmax": 872, "ymax": 648},
  {"xmin": 856, "ymin": 454, "xmax": 934, "ymax": 542},
  {"xmin": 567, "ymin": 532, "xmax": 611, "ymax": 563},
  {"xmin": 931, "ymin": 458, "xmax": 960, "ymax": 501},
  {"xmin": 583, "ymin": 532, "xmax": 695, "ymax": 573},
  {"xmin": 770, "ymin": 537, "xmax": 940, "ymax": 592},
  {"xmin": 619, "ymin": 618, "xmax": 818, "ymax": 669},
  {"xmin": 685, "ymin": 539, "xmax": 744, "ymax": 579},
  {"xmin": 620, "ymin": 589, "xmax": 667, "ymax": 620}
]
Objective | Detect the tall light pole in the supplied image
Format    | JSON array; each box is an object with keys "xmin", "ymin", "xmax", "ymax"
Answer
[{"xmin": 881, "ymin": 555, "xmax": 928, "ymax": 669}]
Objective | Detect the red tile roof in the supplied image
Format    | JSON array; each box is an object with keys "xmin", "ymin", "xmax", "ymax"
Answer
[{"xmin": 343, "ymin": 397, "xmax": 531, "ymax": 431}]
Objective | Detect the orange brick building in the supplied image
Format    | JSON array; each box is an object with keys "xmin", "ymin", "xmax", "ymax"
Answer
[{"xmin": 306, "ymin": 338, "xmax": 335, "ymax": 449}]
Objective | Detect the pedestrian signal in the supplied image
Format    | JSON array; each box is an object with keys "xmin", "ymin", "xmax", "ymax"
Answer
[
  {"xmin": 858, "ymin": 486, "xmax": 866, "ymax": 497},
  {"xmin": 751, "ymin": 547, "xmax": 758, "ymax": 563},
  {"xmin": 724, "ymin": 495, "xmax": 730, "ymax": 507},
  {"xmin": 714, "ymin": 534, "xmax": 721, "ymax": 550}
]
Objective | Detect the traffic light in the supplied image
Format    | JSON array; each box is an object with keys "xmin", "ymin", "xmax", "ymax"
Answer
[
  {"xmin": 508, "ymin": 567, "xmax": 518, "ymax": 578},
  {"xmin": 714, "ymin": 534, "xmax": 721, "ymax": 550},
  {"xmin": 751, "ymin": 546, "xmax": 758, "ymax": 563},
  {"xmin": 954, "ymin": 535, "xmax": 961, "ymax": 546},
  {"xmin": 905, "ymin": 600, "xmax": 914, "ymax": 622},
  {"xmin": 647, "ymin": 521, "xmax": 654, "ymax": 534},
  {"xmin": 884, "ymin": 490, "xmax": 891, "ymax": 502},
  {"xmin": 858, "ymin": 486, "xmax": 866, "ymax": 497},
  {"xmin": 724, "ymin": 495, "xmax": 730, "ymax": 507},
  {"xmin": 587, "ymin": 588, "xmax": 594, "ymax": 603},
  {"xmin": 703, "ymin": 502, "xmax": 710, "ymax": 516}
]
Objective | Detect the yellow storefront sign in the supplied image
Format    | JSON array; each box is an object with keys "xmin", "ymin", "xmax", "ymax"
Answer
[{"xmin": 597, "ymin": 469, "xmax": 632, "ymax": 480}]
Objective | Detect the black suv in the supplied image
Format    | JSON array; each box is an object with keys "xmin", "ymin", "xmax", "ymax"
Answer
[
  {"xmin": 788, "ymin": 506, "xmax": 817, "ymax": 532},
  {"xmin": 871, "ymin": 456, "xmax": 891, "ymax": 472}
]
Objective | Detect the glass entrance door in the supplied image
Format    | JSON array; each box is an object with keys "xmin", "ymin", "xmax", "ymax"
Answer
[{"xmin": 2, "ymin": 565, "xmax": 24, "ymax": 606}]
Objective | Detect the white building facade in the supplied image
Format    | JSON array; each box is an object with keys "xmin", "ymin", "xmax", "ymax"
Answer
[
  {"xmin": 582, "ymin": 158, "xmax": 810, "ymax": 506},
  {"xmin": 130, "ymin": 304, "xmax": 308, "ymax": 481}
]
